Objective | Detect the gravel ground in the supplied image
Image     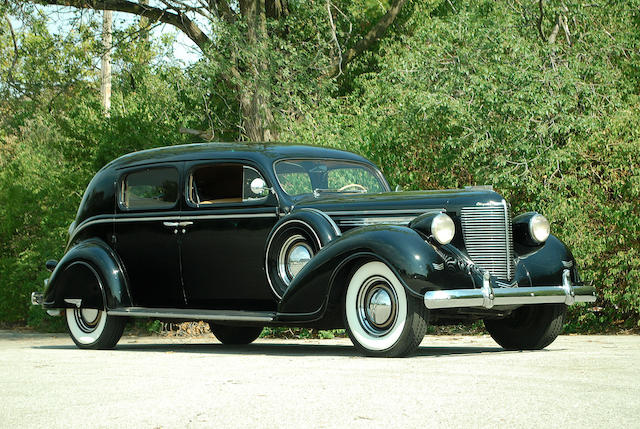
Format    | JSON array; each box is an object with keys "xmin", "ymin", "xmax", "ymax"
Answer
[{"xmin": 0, "ymin": 331, "xmax": 638, "ymax": 428}]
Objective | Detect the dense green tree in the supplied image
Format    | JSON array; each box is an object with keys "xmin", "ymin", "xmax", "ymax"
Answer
[
  {"xmin": 0, "ymin": 0, "xmax": 638, "ymax": 330},
  {"xmin": 28, "ymin": 0, "xmax": 408, "ymax": 141}
]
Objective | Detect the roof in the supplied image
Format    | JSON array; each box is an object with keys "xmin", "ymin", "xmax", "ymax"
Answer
[{"xmin": 102, "ymin": 142, "xmax": 372, "ymax": 171}]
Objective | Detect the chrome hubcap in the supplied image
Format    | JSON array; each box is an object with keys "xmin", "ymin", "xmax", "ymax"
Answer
[
  {"xmin": 366, "ymin": 289, "xmax": 393, "ymax": 326},
  {"xmin": 278, "ymin": 235, "xmax": 314, "ymax": 286},
  {"xmin": 287, "ymin": 244, "xmax": 313, "ymax": 278},
  {"xmin": 357, "ymin": 276, "xmax": 398, "ymax": 336},
  {"xmin": 74, "ymin": 308, "xmax": 102, "ymax": 333}
]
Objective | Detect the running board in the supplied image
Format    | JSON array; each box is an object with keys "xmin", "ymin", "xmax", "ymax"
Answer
[{"xmin": 107, "ymin": 307, "xmax": 276, "ymax": 323}]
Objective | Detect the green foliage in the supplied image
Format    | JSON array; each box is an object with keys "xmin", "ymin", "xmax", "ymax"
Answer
[
  {"xmin": 281, "ymin": 0, "xmax": 640, "ymax": 329},
  {"xmin": 1, "ymin": 0, "xmax": 638, "ymax": 332}
]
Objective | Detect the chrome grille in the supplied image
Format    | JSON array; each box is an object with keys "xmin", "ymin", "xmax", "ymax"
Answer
[{"xmin": 460, "ymin": 201, "xmax": 515, "ymax": 280}]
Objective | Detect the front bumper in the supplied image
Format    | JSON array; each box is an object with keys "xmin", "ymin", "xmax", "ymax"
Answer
[{"xmin": 424, "ymin": 269, "xmax": 597, "ymax": 310}]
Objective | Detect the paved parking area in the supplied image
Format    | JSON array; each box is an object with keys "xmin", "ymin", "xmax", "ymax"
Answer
[{"xmin": 0, "ymin": 332, "xmax": 638, "ymax": 428}]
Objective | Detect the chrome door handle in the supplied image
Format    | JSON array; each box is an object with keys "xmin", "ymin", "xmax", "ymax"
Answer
[
  {"xmin": 178, "ymin": 221, "xmax": 193, "ymax": 227},
  {"xmin": 163, "ymin": 221, "xmax": 179, "ymax": 227}
]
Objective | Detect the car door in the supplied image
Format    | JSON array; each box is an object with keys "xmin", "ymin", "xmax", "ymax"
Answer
[
  {"xmin": 179, "ymin": 161, "xmax": 279, "ymax": 310},
  {"xmin": 113, "ymin": 163, "xmax": 186, "ymax": 308}
]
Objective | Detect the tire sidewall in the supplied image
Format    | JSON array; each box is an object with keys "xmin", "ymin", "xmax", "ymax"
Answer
[
  {"xmin": 344, "ymin": 261, "xmax": 409, "ymax": 352},
  {"xmin": 66, "ymin": 308, "xmax": 108, "ymax": 347}
]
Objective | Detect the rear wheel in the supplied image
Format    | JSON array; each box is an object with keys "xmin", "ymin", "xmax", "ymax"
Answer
[
  {"xmin": 208, "ymin": 323, "xmax": 263, "ymax": 345},
  {"xmin": 484, "ymin": 304, "xmax": 566, "ymax": 350},
  {"xmin": 344, "ymin": 261, "xmax": 428, "ymax": 357},
  {"xmin": 66, "ymin": 308, "xmax": 126, "ymax": 349}
]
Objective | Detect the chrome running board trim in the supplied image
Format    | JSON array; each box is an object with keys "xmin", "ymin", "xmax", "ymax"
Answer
[
  {"xmin": 424, "ymin": 269, "xmax": 597, "ymax": 310},
  {"xmin": 108, "ymin": 307, "xmax": 276, "ymax": 323}
]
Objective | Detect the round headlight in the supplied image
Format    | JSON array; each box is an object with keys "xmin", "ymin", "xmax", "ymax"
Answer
[
  {"xmin": 431, "ymin": 213, "xmax": 455, "ymax": 245},
  {"xmin": 529, "ymin": 213, "xmax": 550, "ymax": 243}
]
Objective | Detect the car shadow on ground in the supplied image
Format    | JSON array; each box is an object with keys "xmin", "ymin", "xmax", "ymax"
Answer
[{"xmin": 32, "ymin": 341, "xmax": 547, "ymax": 357}]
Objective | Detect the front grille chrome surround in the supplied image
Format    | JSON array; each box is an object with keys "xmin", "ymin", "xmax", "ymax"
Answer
[{"xmin": 460, "ymin": 201, "xmax": 515, "ymax": 280}]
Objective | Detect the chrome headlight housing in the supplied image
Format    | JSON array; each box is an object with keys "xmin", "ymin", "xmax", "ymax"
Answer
[
  {"xmin": 529, "ymin": 213, "xmax": 550, "ymax": 244},
  {"xmin": 431, "ymin": 213, "xmax": 455, "ymax": 245},
  {"xmin": 513, "ymin": 212, "xmax": 550, "ymax": 246}
]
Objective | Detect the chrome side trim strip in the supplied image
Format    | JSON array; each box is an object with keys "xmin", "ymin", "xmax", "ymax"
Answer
[
  {"xmin": 424, "ymin": 269, "xmax": 597, "ymax": 310},
  {"xmin": 68, "ymin": 212, "xmax": 278, "ymax": 245},
  {"xmin": 324, "ymin": 208, "xmax": 444, "ymax": 216},
  {"xmin": 107, "ymin": 307, "xmax": 276, "ymax": 322},
  {"xmin": 336, "ymin": 216, "xmax": 417, "ymax": 227}
]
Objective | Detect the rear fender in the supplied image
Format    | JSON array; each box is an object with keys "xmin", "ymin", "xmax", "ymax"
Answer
[
  {"xmin": 43, "ymin": 239, "xmax": 132, "ymax": 310},
  {"xmin": 277, "ymin": 225, "xmax": 443, "ymax": 319}
]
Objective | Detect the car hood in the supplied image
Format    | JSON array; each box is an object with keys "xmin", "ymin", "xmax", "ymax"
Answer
[{"xmin": 293, "ymin": 189, "xmax": 505, "ymax": 216}]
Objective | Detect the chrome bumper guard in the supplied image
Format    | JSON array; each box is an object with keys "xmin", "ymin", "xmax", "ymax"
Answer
[
  {"xmin": 424, "ymin": 269, "xmax": 597, "ymax": 310},
  {"xmin": 31, "ymin": 292, "xmax": 44, "ymax": 306}
]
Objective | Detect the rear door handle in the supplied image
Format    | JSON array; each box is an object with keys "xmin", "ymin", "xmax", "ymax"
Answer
[
  {"xmin": 178, "ymin": 221, "xmax": 193, "ymax": 227},
  {"xmin": 163, "ymin": 221, "xmax": 179, "ymax": 227}
]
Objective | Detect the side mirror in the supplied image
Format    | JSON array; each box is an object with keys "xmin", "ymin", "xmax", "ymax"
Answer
[{"xmin": 250, "ymin": 178, "xmax": 271, "ymax": 197}]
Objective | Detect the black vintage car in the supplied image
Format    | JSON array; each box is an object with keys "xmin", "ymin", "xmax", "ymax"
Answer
[{"xmin": 32, "ymin": 143, "xmax": 596, "ymax": 356}]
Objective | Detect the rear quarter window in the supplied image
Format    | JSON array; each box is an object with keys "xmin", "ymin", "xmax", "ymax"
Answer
[{"xmin": 120, "ymin": 167, "xmax": 179, "ymax": 210}]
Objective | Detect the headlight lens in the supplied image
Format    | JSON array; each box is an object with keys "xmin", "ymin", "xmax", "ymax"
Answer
[
  {"xmin": 529, "ymin": 213, "xmax": 550, "ymax": 243},
  {"xmin": 431, "ymin": 213, "xmax": 455, "ymax": 244}
]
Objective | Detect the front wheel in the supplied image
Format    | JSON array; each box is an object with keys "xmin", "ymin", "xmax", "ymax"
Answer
[
  {"xmin": 484, "ymin": 304, "xmax": 566, "ymax": 350},
  {"xmin": 66, "ymin": 308, "xmax": 126, "ymax": 349},
  {"xmin": 344, "ymin": 261, "xmax": 428, "ymax": 357},
  {"xmin": 208, "ymin": 323, "xmax": 263, "ymax": 345}
]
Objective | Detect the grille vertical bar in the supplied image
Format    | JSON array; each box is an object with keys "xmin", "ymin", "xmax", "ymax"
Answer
[{"xmin": 460, "ymin": 201, "xmax": 515, "ymax": 280}]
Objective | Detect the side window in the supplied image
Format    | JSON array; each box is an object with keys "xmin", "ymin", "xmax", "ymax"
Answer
[
  {"xmin": 121, "ymin": 167, "xmax": 179, "ymax": 210},
  {"xmin": 189, "ymin": 163, "xmax": 268, "ymax": 205}
]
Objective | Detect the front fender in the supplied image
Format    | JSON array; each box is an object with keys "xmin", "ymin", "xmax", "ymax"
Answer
[
  {"xmin": 43, "ymin": 239, "xmax": 132, "ymax": 310},
  {"xmin": 516, "ymin": 234, "xmax": 578, "ymax": 286},
  {"xmin": 277, "ymin": 225, "xmax": 444, "ymax": 318}
]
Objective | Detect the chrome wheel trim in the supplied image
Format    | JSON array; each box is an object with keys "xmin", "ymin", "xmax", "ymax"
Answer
[
  {"xmin": 265, "ymin": 219, "xmax": 323, "ymax": 299},
  {"xmin": 286, "ymin": 242, "xmax": 313, "ymax": 279},
  {"xmin": 277, "ymin": 234, "xmax": 314, "ymax": 286},
  {"xmin": 345, "ymin": 261, "xmax": 408, "ymax": 351},
  {"xmin": 66, "ymin": 308, "xmax": 107, "ymax": 345},
  {"xmin": 356, "ymin": 276, "xmax": 398, "ymax": 336}
]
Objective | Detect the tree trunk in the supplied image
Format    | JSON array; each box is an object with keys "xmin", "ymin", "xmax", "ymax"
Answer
[
  {"xmin": 140, "ymin": 0, "xmax": 150, "ymax": 43},
  {"xmin": 100, "ymin": 10, "xmax": 113, "ymax": 117},
  {"xmin": 238, "ymin": 0, "xmax": 275, "ymax": 142}
]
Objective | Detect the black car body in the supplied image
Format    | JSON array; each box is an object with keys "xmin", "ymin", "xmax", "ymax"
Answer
[{"xmin": 32, "ymin": 143, "xmax": 596, "ymax": 356}]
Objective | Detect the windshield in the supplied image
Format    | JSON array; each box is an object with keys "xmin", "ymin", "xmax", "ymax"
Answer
[{"xmin": 275, "ymin": 159, "xmax": 387, "ymax": 197}]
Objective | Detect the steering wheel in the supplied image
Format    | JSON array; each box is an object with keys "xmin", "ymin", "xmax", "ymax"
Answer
[{"xmin": 338, "ymin": 183, "xmax": 367, "ymax": 193}]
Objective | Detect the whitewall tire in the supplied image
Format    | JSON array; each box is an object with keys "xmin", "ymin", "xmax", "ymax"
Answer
[
  {"xmin": 66, "ymin": 308, "xmax": 126, "ymax": 349},
  {"xmin": 344, "ymin": 261, "xmax": 428, "ymax": 357}
]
